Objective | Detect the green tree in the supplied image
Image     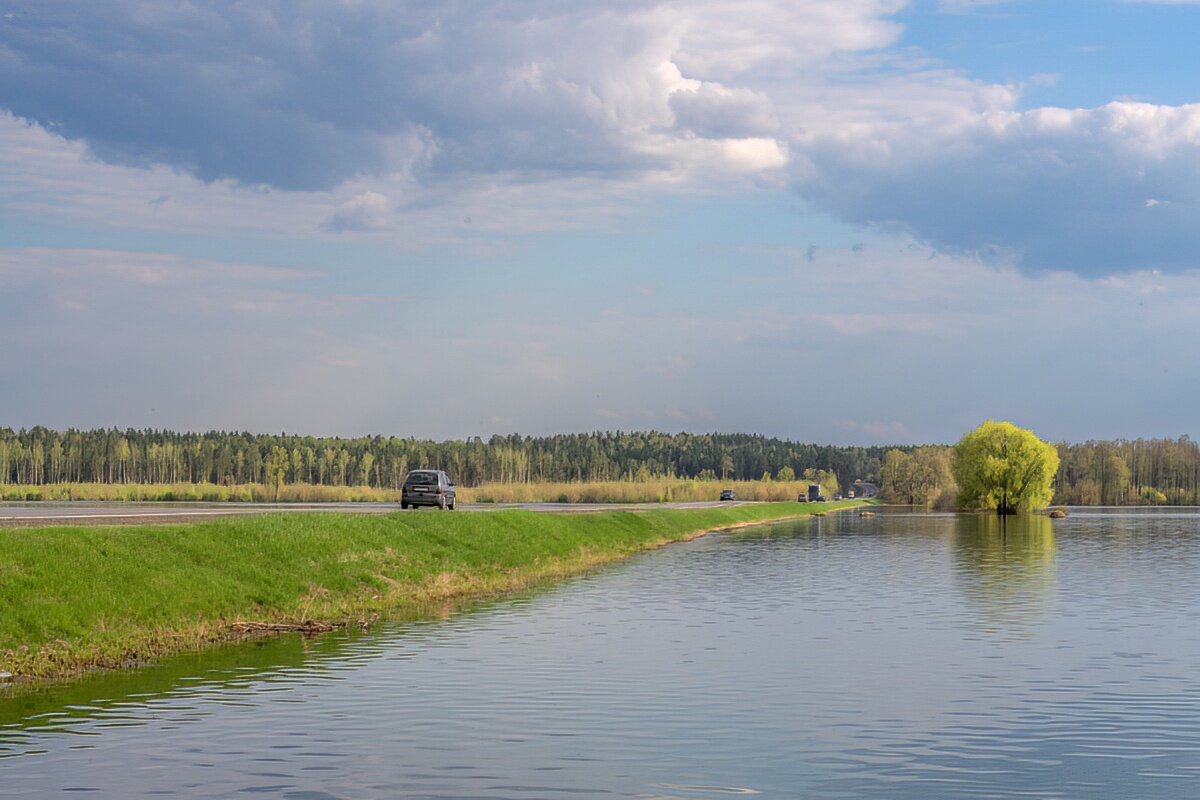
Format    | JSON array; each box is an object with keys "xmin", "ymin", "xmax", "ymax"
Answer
[
  {"xmin": 776, "ymin": 465, "xmax": 796, "ymax": 482},
  {"xmin": 358, "ymin": 451, "xmax": 376, "ymax": 486},
  {"xmin": 880, "ymin": 449, "xmax": 913, "ymax": 503},
  {"xmin": 265, "ymin": 446, "xmax": 289, "ymax": 500},
  {"xmin": 291, "ymin": 447, "xmax": 305, "ymax": 485},
  {"xmin": 882, "ymin": 447, "xmax": 954, "ymax": 506},
  {"xmin": 953, "ymin": 421, "xmax": 1059, "ymax": 515},
  {"xmin": 719, "ymin": 454, "xmax": 735, "ymax": 480},
  {"xmin": 1139, "ymin": 486, "xmax": 1167, "ymax": 504},
  {"xmin": 1099, "ymin": 452, "xmax": 1131, "ymax": 505}
]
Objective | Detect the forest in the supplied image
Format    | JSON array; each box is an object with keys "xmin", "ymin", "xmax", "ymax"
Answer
[
  {"xmin": 877, "ymin": 437, "xmax": 1200, "ymax": 506},
  {"xmin": 3, "ymin": 428, "xmax": 1198, "ymax": 505},
  {"xmin": 0, "ymin": 428, "xmax": 886, "ymax": 494}
]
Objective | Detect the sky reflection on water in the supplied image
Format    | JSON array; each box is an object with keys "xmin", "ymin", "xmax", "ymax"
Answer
[{"xmin": 2, "ymin": 508, "xmax": 1199, "ymax": 798}]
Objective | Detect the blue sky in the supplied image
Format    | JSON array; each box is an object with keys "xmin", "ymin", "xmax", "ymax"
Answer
[{"xmin": 2, "ymin": 0, "xmax": 1199, "ymax": 445}]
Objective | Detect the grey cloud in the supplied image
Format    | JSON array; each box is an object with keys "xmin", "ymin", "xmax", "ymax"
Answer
[
  {"xmin": 669, "ymin": 85, "xmax": 778, "ymax": 138},
  {"xmin": 0, "ymin": 1, "xmax": 898, "ymax": 191},
  {"xmin": 0, "ymin": 1, "xmax": 678, "ymax": 189},
  {"xmin": 0, "ymin": 3, "xmax": 414, "ymax": 189},
  {"xmin": 794, "ymin": 103, "xmax": 1200, "ymax": 274},
  {"xmin": 9, "ymin": 1, "xmax": 1200, "ymax": 278}
]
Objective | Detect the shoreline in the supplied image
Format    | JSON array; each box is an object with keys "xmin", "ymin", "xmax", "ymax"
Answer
[{"xmin": 1, "ymin": 501, "xmax": 864, "ymax": 687}]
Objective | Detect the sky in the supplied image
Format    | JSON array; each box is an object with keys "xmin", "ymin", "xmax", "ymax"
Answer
[{"xmin": 2, "ymin": 0, "xmax": 1199, "ymax": 446}]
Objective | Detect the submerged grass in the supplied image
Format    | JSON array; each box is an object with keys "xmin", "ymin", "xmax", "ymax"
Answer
[{"xmin": 0, "ymin": 502, "xmax": 860, "ymax": 683}]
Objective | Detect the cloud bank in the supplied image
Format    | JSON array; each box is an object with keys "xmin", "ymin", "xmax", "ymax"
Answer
[
  {"xmin": 3, "ymin": 241, "xmax": 1197, "ymax": 442},
  {"xmin": 3, "ymin": 1, "xmax": 1200, "ymax": 273},
  {"xmin": 795, "ymin": 101, "xmax": 1200, "ymax": 272}
]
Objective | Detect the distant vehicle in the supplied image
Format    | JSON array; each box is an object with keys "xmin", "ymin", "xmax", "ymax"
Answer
[
  {"xmin": 719, "ymin": 489, "xmax": 736, "ymax": 501},
  {"xmin": 817, "ymin": 496, "xmax": 828, "ymax": 502},
  {"xmin": 401, "ymin": 469, "xmax": 456, "ymax": 510},
  {"xmin": 807, "ymin": 483, "xmax": 821, "ymax": 502}
]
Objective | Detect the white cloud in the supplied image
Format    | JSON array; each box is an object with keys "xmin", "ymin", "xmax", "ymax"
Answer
[
  {"xmin": 0, "ymin": 2, "xmax": 903, "ymax": 192},
  {"xmin": 0, "ymin": 111, "xmax": 690, "ymax": 243},
  {"xmin": 791, "ymin": 100, "xmax": 1200, "ymax": 273},
  {"xmin": 325, "ymin": 192, "xmax": 391, "ymax": 232},
  {"xmin": 4, "ymin": 2, "xmax": 1200, "ymax": 276},
  {"xmin": 670, "ymin": 0, "xmax": 905, "ymax": 76}
]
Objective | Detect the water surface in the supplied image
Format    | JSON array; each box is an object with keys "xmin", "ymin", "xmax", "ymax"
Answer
[{"xmin": 2, "ymin": 508, "xmax": 1198, "ymax": 798}]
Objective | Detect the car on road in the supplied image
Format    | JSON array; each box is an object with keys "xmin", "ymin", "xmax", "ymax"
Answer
[
  {"xmin": 401, "ymin": 469, "xmax": 456, "ymax": 510},
  {"xmin": 719, "ymin": 489, "xmax": 736, "ymax": 501}
]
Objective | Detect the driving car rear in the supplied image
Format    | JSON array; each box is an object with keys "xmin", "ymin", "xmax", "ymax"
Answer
[{"xmin": 401, "ymin": 469, "xmax": 456, "ymax": 510}]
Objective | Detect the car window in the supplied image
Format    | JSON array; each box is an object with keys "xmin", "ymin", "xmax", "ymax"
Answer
[{"xmin": 406, "ymin": 472, "xmax": 438, "ymax": 485}]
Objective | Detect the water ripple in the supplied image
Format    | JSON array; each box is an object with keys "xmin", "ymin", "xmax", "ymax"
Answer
[{"xmin": 2, "ymin": 509, "xmax": 1200, "ymax": 797}]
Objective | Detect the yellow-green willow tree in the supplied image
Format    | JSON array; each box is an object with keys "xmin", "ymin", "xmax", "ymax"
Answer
[{"xmin": 952, "ymin": 421, "xmax": 1059, "ymax": 515}]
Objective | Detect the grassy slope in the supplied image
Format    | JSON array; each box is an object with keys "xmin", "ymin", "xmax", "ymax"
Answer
[{"xmin": 1, "ymin": 501, "xmax": 860, "ymax": 681}]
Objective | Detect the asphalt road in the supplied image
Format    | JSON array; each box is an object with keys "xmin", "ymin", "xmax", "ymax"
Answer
[{"xmin": 0, "ymin": 500, "xmax": 747, "ymax": 527}]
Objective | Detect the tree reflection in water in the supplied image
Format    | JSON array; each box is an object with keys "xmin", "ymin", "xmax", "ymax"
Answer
[{"xmin": 953, "ymin": 513, "xmax": 1057, "ymax": 636}]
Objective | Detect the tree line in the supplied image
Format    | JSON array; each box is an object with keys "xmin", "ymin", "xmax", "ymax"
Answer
[
  {"xmin": 879, "ymin": 435, "xmax": 1200, "ymax": 507},
  {"xmin": 0, "ymin": 427, "xmax": 888, "ymax": 492},
  {"xmin": 7, "ymin": 427, "xmax": 1196, "ymax": 505}
]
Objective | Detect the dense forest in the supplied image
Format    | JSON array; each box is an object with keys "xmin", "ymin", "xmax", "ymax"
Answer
[
  {"xmin": 4, "ymin": 428, "xmax": 1197, "ymax": 505},
  {"xmin": 1052, "ymin": 439, "xmax": 1200, "ymax": 505},
  {"xmin": 0, "ymin": 428, "xmax": 888, "ymax": 493},
  {"xmin": 878, "ymin": 437, "xmax": 1200, "ymax": 506}
]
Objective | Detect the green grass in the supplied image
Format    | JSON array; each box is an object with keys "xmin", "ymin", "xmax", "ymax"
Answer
[{"xmin": 0, "ymin": 501, "xmax": 862, "ymax": 682}]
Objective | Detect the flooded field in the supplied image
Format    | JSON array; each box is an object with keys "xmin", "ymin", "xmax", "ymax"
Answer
[{"xmin": 3, "ymin": 508, "xmax": 1198, "ymax": 798}]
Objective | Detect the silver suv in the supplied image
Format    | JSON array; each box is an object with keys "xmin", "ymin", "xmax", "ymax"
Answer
[{"xmin": 401, "ymin": 469, "xmax": 456, "ymax": 510}]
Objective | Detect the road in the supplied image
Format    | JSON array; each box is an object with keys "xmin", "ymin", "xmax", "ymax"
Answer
[{"xmin": 0, "ymin": 500, "xmax": 747, "ymax": 527}]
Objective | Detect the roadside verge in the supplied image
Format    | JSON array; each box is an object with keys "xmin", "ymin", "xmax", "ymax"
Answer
[{"xmin": 1, "ymin": 500, "xmax": 862, "ymax": 684}]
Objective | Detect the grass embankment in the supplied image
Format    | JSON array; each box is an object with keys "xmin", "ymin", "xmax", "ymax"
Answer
[
  {"xmin": 0, "ymin": 501, "xmax": 861, "ymax": 682},
  {"xmin": 3, "ymin": 478, "xmax": 833, "ymax": 504}
]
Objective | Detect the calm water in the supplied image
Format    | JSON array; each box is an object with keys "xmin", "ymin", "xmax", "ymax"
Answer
[{"xmin": 2, "ymin": 509, "xmax": 1199, "ymax": 798}]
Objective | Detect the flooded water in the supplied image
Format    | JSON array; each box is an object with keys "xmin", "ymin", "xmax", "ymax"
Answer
[{"xmin": 3, "ymin": 508, "xmax": 1199, "ymax": 798}]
